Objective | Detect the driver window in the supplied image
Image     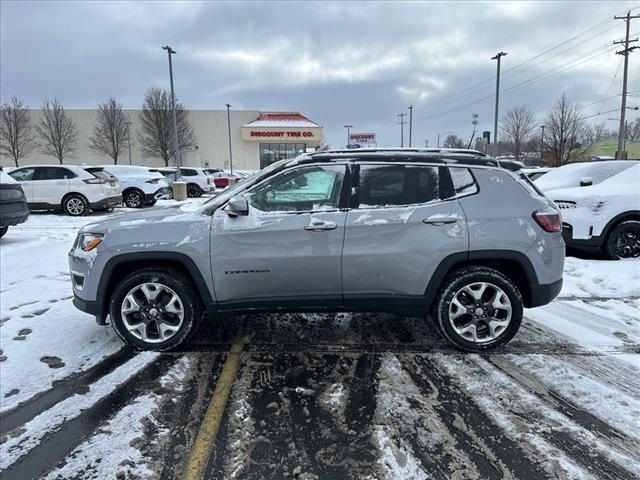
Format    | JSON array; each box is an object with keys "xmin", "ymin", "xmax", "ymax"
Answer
[{"xmin": 249, "ymin": 165, "xmax": 345, "ymax": 212}]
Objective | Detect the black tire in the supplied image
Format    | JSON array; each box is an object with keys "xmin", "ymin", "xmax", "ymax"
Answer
[
  {"xmin": 145, "ymin": 200, "xmax": 157, "ymax": 207},
  {"xmin": 604, "ymin": 220, "xmax": 640, "ymax": 260},
  {"xmin": 167, "ymin": 187, "xmax": 174, "ymax": 200},
  {"xmin": 187, "ymin": 184, "xmax": 203, "ymax": 198},
  {"xmin": 123, "ymin": 189, "xmax": 145, "ymax": 208},
  {"xmin": 109, "ymin": 268, "xmax": 203, "ymax": 351},
  {"xmin": 434, "ymin": 266, "xmax": 523, "ymax": 352},
  {"xmin": 62, "ymin": 194, "xmax": 88, "ymax": 216},
  {"xmin": 0, "ymin": 226, "xmax": 8, "ymax": 238}
]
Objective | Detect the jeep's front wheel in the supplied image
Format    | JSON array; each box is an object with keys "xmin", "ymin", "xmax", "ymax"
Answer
[
  {"xmin": 109, "ymin": 268, "xmax": 202, "ymax": 351},
  {"xmin": 435, "ymin": 267, "xmax": 523, "ymax": 352}
]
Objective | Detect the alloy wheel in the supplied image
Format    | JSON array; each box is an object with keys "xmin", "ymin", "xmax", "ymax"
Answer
[
  {"xmin": 448, "ymin": 282, "xmax": 512, "ymax": 343},
  {"xmin": 125, "ymin": 191, "xmax": 142, "ymax": 208},
  {"xmin": 67, "ymin": 198, "xmax": 85, "ymax": 215},
  {"xmin": 120, "ymin": 282, "xmax": 184, "ymax": 343},
  {"xmin": 614, "ymin": 225, "xmax": 640, "ymax": 259}
]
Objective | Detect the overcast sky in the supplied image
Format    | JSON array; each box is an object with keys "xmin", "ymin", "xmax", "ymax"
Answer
[{"xmin": 1, "ymin": 1, "xmax": 639, "ymax": 148}]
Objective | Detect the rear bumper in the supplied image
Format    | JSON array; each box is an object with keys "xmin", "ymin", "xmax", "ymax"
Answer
[
  {"xmin": 90, "ymin": 195, "xmax": 122, "ymax": 210},
  {"xmin": 0, "ymin": 201, "xmax": 29, "ymax": 227},
  {"xmin": 528, "ymin": 278, "xmax": 563, "ymax": 308}
]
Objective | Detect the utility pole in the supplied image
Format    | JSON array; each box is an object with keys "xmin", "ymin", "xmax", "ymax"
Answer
[
  {"xmin": 540, "ymin": 125, "xmax": 545, "ymax": 163},
  {"xmin": 408, "ymin": 105, "xmax": 414, "ymax": 147},
  {"xmin": 424, "ymin": 139, "xmax": 429, "ymax": 148},
  {"xmin": 614, "ymin": 11, "xmax": 640, "ymax": 159},
  {"xmin": 491, "ymin": 51, "xmax": 508, "ymax": 157},
  {"xmin": 225, "ymin": 104, "xmax": 233, "ymax": 174},
  {"xmin": 344, "ymin": 124, "xmax": 353, "ymax": 145},
  {"xmin": 397, "ymin": 113, "xmax": 407, "ymax": 147},
  {"xmin": 162, "ymin": 45, "xmax": 182, "ymax": 180},
  {"xmin": 125, "ymin": 120, "xmax": 133, "ymax": 165}
]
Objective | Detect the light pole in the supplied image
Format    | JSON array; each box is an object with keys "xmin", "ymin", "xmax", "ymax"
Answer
[
  {"xmin": 539, "ymin": 125, "xmax": 545, "ymax": 162},
  {"xmin": 162, "ymin": 45, "xmax": 182, "ymax": 180},
  {"xmin": 225, "ymin": 103, "xmax": 233, "ymax": 174},
  {"xmin": 491, "ymin": 51, "xmax": 507, "ymax": 156},
  {"xmin": 125, "ymin": 120, "xmax": 133, "ymax": 165},
  {"xmin": 397, "ymin": 113, "xmax": 407, "ymax": 147},
  {"xmin": 437, "ymin": 131, "xmax": 452, "ymax": 148},
  {"xmin": 408, "ymin": 105, "xmax": 414, "ymax": 147},
  {"xmin": 344, "ymin": 124, "xmax": 353, "ymax": 145}
]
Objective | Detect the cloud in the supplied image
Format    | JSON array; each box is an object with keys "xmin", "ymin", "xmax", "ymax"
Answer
[{"xmin": 1, "ymin": 0, "xmax": 638, "ymax": 148}]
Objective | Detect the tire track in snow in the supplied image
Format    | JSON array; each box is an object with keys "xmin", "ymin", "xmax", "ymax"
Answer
[
  {"xmin": 435, "ymin": 354, "xmax": 638, "ymax": 480},
  {"xmin": 402, "ymin": 354, "xmax": 550, "ymax": 480},
  {"xmin": 0, "ymin": 347, "xmax": 136, "ymax": 436},
  {"xmin": 484, "ymin": 355, "xmax": 640, "ymax": 463},
  {"xmin": 0, "ymin": 354, "xmax": 177, "ymax": 480}
]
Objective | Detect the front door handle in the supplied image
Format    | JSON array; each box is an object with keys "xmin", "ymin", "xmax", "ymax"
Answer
[
  {"xmin": 304, "ymin": 220, "xmax": 337, "ymax": 232},
  {"xmin": 423, "ymin": 217, "xmax": 458, "ymax": 226}
]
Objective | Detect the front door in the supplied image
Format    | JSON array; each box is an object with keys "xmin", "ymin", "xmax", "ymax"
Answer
[
  {"xmin": 211, "ymin": 164, "xmax": 349, "ymax": 307},
  {"xmin": 32, "ymin": 167, "xmax": 72, "ymax": 204},
  {"xmin": 342, "ymin": 163, "xmax": 468, "ymax": 303}
]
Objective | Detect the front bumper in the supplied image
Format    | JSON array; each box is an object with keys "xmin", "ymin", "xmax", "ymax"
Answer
[
  {"xmin": 144, "ymin": 187, "xmax": 171, "ymax": 203},
  {"xmin": 562, "ymin": 223, "xmax": 603, "ymax": 250},
  {"xmin": 90, "ymin": 195, "xmax": 123, "ymax": 210}
]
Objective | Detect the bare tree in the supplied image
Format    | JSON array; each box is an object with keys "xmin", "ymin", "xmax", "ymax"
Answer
[
  {"xmin": 580, "ymin": 122, "xmax": 613, "ymax": 147},
  {"xmin": 500, "ymin": 105, "xmax": 536, "ymax": 161},
  {"xmin": 0, "ymin": 97, "xmax": 35, "ymax": 167},
  {"xmin": 35, "ymin": 98, "xmax": 77, "ymax": 164},
  {"xmin": 138, "ymin": 88, "xmax": 196, "ymax": 166},
  {"xmin": 543, "ymin": 93, "xmax": 585, "ymax": 167},
  {"xmin": 625, "ymin": 117, "xmax": 640, "ymax": 143},
  {"xmin": 89, "ymin": 98, "xmax": 129, "ymax": 164},
  {"xmin": 443, "ymin": 134, "xmax": 465, "ymax": 148}
]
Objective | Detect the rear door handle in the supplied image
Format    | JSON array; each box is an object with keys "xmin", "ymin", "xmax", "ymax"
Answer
[
  {"xmin": 304, "ymin": 220, "xmax": 337, "ymax": 232},
  {"xmin": 423, "ymin": 217, "xmax": 458, "ymax": 226}
]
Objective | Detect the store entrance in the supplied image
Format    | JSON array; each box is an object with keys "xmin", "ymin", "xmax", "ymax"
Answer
[{"xmin": 260, "ymin": 143, "xmax": 306, "ymax": 168}]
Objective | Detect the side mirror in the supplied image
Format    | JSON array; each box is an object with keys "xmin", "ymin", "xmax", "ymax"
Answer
[
  {"xmin": 226, "ymin": 196, "xmax": 249, "ymax": 216},
  {"xmin": 580, "ymin": 177, "xmax": 593, "ymax": 187}
]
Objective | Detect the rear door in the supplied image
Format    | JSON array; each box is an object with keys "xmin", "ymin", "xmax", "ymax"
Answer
[
  {"xmin": 32, "ymin": 167, "xmax": 72, "ymax": 204},
  {"xmin": 211, "ymin": 163, "xmax": 349, "ymax": 306},
  {"xmin": 342, "ymin": 162, "xmax": 468, "ymax": 303}
]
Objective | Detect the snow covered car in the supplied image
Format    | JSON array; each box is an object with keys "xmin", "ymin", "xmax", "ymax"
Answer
[
  {"xmin": 0, "ymin": 168, "xmax": 29, "ymax": 237},
  {"xmin": 156, "ymin": 167, "xmax": 216, "ymax": 197},
  {"xmin": 8, "ymin": 165, "xmax": 122, "ymax": 216},
  {"xmin": 534, "ymin": 160, "xmax": 638, "ymax": 193},
  {"xmin": 551, "ymin": 163, "xmax": 640, "ymax": 259},
  {"xmin": 85, "ymin": 165, "xmax": 170, "ymax": 208}
]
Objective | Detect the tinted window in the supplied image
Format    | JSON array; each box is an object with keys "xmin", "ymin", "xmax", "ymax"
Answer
[
  {"xmin": 358, "ymin": 165, "xmax": 440, "ymax": 207},
  {"xmin": 449, "ymin": 167, "xmax": 478, "ymax": 196},
  {"xmin": 9, "ymin": 167, "xmax": 35, "ymax": 181},
  {"xmin": 180, "ymin": 168, "xmax": 197, "ymax": 176},
  {"xmin": 249, "ymin": 165, "xmax": 345, "ymax": 212},
  {"xmin": 35, "ymin": 167, "xmax": 75, "ymax": 180}
]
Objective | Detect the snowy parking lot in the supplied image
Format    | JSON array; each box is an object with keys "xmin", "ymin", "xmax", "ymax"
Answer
[{"xmin": 1, "ymin": 200, "xmax": 639, "ymax": 480}]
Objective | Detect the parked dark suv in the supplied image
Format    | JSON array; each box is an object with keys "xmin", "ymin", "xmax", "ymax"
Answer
[
  {"xmin": 0, "ymin": 169, "xmax": 29, "ymax": 237},
  {"xmin": 69, "ymin": 149, "xmax": 564, "ymax": 352}
]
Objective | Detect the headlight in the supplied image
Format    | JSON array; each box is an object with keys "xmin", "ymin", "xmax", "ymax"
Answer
[{"xmin": 78, "ymin": 233, "xmax": 104, "ymax": 251}]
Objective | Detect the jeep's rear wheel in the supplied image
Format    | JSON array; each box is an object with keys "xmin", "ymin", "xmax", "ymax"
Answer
[
  {"xmin": 605, "ymin": 220, "xmax": 640, "ymax": 260},
  {"xmin": 435, "ymin": 267, "xmax": 523, "ymax": 352},
  {"xmin": 109, "ymin": 268, "xmax": 202, "ymax": 351}
]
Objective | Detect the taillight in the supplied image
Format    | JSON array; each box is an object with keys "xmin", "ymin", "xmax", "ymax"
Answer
[
  {"xmin": 533, "ymin": 210, "xmax": 562, "ymax": 233},
  {"xmin": 145, "ymin": 178, "xmax": 161, "ymax": 184},
  {"xmin": 83, "ymin": 178, "xmax": 106, "ymax": 184}
]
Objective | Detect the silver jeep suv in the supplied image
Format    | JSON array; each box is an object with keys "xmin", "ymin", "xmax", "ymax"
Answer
[{"xmin": 69, "ymin": 149, "xmax": 564, "ymax": 352}]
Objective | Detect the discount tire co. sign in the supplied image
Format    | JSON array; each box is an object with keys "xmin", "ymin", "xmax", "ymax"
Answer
[{"xmin": 349, "ymin": 133, "xmax": 376, "ymax": 145}]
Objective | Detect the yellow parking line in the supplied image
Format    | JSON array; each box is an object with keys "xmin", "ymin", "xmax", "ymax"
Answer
[{"xmin": 184, "ymin": 335, "xmax": 247, "ymax": 480}]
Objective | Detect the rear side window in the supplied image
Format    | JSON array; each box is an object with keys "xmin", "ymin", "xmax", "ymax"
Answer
[
  {"xmin": 357, "ymin": 165, "xmax": 440, "ymax": 207},
  {"xmin": 181, "ymin": 168, "xmax": 197, "ymax": 176},
  {"xmin": 449, "ymin": 167, "xmax": 478, "ymax": 196},
  {"xmin": 35, "ymin": 167, "xmax": 76, "ymax": 180}
]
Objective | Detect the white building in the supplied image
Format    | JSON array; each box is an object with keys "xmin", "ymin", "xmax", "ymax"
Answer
[{"xmin": 1, "ymin": 110, "xmax": 324, "ymax": 170}]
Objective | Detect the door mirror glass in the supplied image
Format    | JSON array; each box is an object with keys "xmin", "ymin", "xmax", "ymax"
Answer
[
  {"xmin": 580, "ymin": 176, "xmax": 593, "ymax": 187},
  {"xmin": 226, "ymin": 196, "xmax": 249, "ymax": 216}
]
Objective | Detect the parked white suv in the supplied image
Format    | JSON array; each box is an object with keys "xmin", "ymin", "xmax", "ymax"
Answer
[
  {"xmin": 8, "ymin": 165, "xmax": 122, "ymax": 216},
  {"xmin": 549, "ymin": 163, "xmax": 640, "ymax": 259},
  {"xmin": 85, "ymin": 165, "xmax": 170, "ymax": 208},
  {"xmin": 157, "ymin": 167, "xmax": 215, "ymax": 197},
  {"xmin": 534, "ymin": 160, "xmax": 638, "ymax": 192}
]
